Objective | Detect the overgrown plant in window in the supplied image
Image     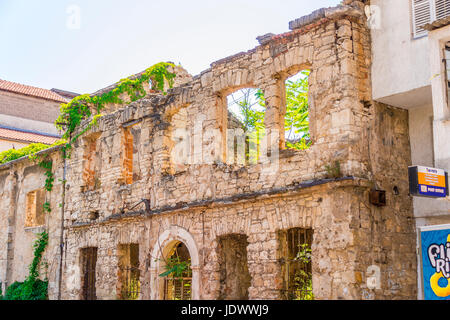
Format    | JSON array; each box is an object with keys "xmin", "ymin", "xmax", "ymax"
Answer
[
  {"xmin": 293, "ymin": 243, "xmax": 314, "ymax": 300},
  {"xmin": 285, "ymin": 70, "xmax": 311, "ymax": 150},
  {"xmin": 227, "ymin": 88, "xmax": 266, "ymax": 163}
]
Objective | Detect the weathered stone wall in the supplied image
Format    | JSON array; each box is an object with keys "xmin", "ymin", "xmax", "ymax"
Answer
[
  {"xmin": 0, "ymin": 0, "xmax": 417, "ymax": 300},
  {"xmin": 0, "ymin": 148, "xmax": 64, "ymax": 295}
]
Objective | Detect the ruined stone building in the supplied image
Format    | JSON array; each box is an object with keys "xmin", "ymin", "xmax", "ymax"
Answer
[{"xmin": 0, "ymin": 0, "xmax": 432, "ymax": 300}]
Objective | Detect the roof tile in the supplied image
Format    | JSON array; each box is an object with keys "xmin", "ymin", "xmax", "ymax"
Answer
[
  {"xmin": 0, "ymin": 79, "xmax": 68, "ymax": 103},
  {"xmin": 0, "ymin": 127, "xmax": 60, "ymax": 145}
]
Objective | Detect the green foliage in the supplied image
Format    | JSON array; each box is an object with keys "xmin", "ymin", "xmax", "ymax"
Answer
[
  {"xmin": 39, "ymin": 160, "xmax": 54, "ymax": 192},
  {"xmin": 3, "ymin": 280, "xmax": 48, "ymax": 301},
  {"xmin": 56, "ymin": 62, "xmax": 176, "ymax": 141},
  {"xmin": 325, "ymin": 160, "xmax": 342, "ymax": 179},
  {"xmin": 43, "ymin": 202, "xmax": 51, "ymax": 213},
  {"xmin": 121, "ymin": 279, "xmax": 140, "ymax": 300},
  {"xmin": 0, "ymin": 140, "xmax": 65, "ymax": 165},
  {"xmin": 285, "ymin": 70, "xmax": 311, "ymax": 150},
  {"xmin": 230, "ymin": 88, "xmax": 266, "ymax": 133},
  {"xmin": 228, "ymin": 70, "xmax": 311, "ymax": 154},
  {"xmin": 293, "ymin": 243, "xmax": 314, "ymax": 301},
  {"xmin": 2, "ymin": 232, "xmax": 49, "ymax": 300},
  {"xmin": 61, "ymin": 114, "xmax": 103, "ymax": 158},
  {"xmin": 159, "ymin": 256, "xmax": 191, "ymax": 278}
]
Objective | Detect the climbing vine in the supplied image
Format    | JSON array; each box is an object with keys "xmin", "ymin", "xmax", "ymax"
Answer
[
  {"xmin": 2, "ymin": 231, "xmax": 49, "ymax": 300},
  {"xmin": 56, "ymin": 62, "xmax": 176, "ymax": 157}
]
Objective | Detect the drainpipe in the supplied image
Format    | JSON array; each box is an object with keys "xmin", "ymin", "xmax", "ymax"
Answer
[{"xmin": 57, "ymin": 148, "xmax": 67, "ymax": 300}]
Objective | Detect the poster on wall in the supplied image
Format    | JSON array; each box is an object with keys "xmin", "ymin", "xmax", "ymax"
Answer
[{"xmin": 420, "ymin": 224, "xmax": 450, "ymax": 300}]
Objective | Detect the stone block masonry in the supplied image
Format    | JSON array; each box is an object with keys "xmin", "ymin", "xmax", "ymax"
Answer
[{"xmin": 0, "ymin": 1, "xmax": 417, "ymax": 300}]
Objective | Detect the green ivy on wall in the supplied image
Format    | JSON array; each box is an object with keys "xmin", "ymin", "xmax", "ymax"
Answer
[
  {"xmin": 56, "ymin": 62, "xmax": 176, "ymax": 144},
  {"xmin": 2, "ymin": 231, "xmax": 49, "ymax": 300}
]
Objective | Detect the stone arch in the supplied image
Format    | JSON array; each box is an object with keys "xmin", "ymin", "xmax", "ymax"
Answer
[{"xmin": 149, "ymin": 225, "xmax": 200, "ymax": 300}]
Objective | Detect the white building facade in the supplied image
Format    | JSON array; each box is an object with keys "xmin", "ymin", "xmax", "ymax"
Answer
[{"xmin": 370, "ymin": 0, "xmax": 450, "ymax": 299}]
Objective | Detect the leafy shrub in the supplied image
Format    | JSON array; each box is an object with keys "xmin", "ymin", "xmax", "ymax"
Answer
[
  {"xmin": 3, "ymin": 280, "xmax": 48, "ymax": 300},
  {"xmin": 2, "ymin": 232, "xmax": 49, "ymax": 300}
]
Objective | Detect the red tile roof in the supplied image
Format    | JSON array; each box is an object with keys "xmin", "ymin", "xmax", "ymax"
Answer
[
  {"xmin": 0, "ymin": 79, "xmax": 68, "ymax": 103},
  {"xmin": 0, "ymin": 127, "xmax": 60, "ymax": 145}
]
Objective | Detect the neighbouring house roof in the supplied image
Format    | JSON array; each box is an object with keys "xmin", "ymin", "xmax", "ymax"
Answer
[
  {"xmin": 50, "ymin": 88, "xmax": 79, "ymax": 100},
  {"xmin": 0, "ymin": 79, "xmax": 68, "ymax": 103},
  {"xmin": 0, "ymin": 126, "xmax": 60, "ymax": 145}
]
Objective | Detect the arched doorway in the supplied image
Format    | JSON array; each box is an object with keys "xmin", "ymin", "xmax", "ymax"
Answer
[
  {"xmin": 162, "ymin": 241, "xmax": 192, "ymax": 300},
  {"xmin": 149, "ymin": 226, "xmax": 200, "ymax": 300}
]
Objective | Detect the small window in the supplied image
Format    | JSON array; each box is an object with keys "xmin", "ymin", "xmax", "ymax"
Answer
[{"xmin": 25, "ymin": 189, "xmax": 46, "ymax": 228}]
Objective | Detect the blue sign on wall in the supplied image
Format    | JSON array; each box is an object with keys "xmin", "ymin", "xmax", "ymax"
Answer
[{"xmin": 420, "ymin": 226, "xmax": 450, "ymax": 300}]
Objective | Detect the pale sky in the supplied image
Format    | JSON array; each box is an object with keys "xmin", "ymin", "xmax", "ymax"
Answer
[{"xmin": 0, "ymin": 0, "xmax": 341, "ymax": 94}]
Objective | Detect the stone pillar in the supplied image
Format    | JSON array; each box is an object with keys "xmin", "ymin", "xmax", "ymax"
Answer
[{"xmin": 263, "ymin": 80, "xmax": 285, "ymax": 151}]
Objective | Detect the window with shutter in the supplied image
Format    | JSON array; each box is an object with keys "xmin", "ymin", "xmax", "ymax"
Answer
[
  {"xmin": 413, "ymin": 0, "xmax": 432, "ymax": 38},
  {"xmin": 435, "ymin": 0, "xmax": 450, "ymax": 20},
  {"xmin": 412, "ymin": 0, "xmax": 450, "ymax": 38}
]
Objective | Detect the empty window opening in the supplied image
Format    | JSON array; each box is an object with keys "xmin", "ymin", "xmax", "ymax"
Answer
[
  {"xmin": 226, "ymin": 88, "xmax": 266, "ymax": 164},
  {"xmin": 169, "ymin": 107, "xmax": 190, "ymax": 173},
  {"xmin": 217, "ymin": 234, "xmax": 251, "ymax": 300},
  {"xmin": 284, "ymin": 70, "xmax": 311, "ymax": 150},
  {"xmin": 25, "ymin": 189, "xmax": 46, "ymax": 228},
  {"xmin": 278, "ymin": 228, "xmax": 314, "ymax": 300},
  {"xmin": 81, "ymin": 247, "xmax": 98, "ymax": 300},
  {"xmin": 117, "ymin": 244, "xmax": 140, "ymax": 300},
  {"xmin": 162, "ymin": 241, "xmax": 192, "ymax": 300},
  {"xmin": 82, "ymin": 134, "xmax": 101, "ymax": 191},
  {"xmin": 120, "ymin": 124, "xmax": 141, "ymax": 185}
]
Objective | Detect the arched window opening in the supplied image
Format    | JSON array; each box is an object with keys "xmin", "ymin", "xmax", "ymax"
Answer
[
  {"xmin": 226, "ymin": 88, "xmax": 266, "ymax": 165},
  {"xmin": 284, "ymin": 70, "xmax": 311, "ymax": 150},
  {"xmin": 162, "ymin": 241, "xmax": 192, "ymax": 300}
]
